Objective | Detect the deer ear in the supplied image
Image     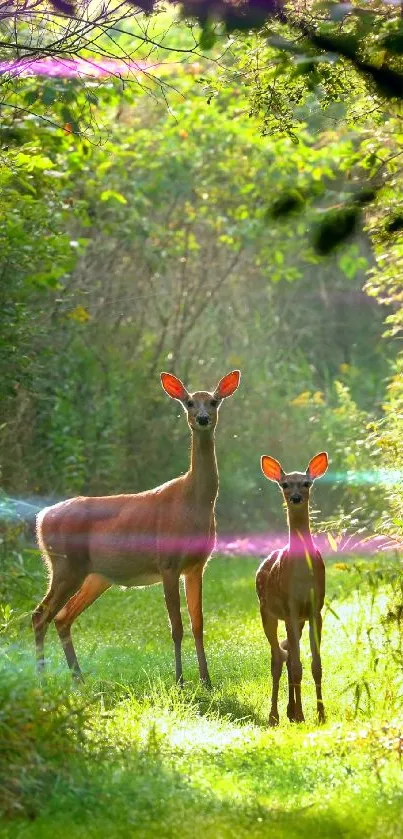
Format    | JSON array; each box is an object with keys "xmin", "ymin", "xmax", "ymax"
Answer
[
  {"xmin": 214, "ymin": 370, "xmax": 241, "ymax": 399},
  {"xmin": 160, "ymin": 372, "xmax": 189, "ymax": 401},
  {"xmin": 307, "ymin": 451, "xmax": 328, "ymax": 480},
  {"xmin": 261, "ymin": 455, "xmax": 284, "ymax": 483}
]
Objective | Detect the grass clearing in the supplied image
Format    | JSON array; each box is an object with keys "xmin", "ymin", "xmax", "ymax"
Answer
[{"xmin": 1, "ymin": 553, "xmax": 403, "ymax": 838}]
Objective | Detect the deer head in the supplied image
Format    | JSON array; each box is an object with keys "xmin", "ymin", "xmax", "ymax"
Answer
[
  {"xmin": 161, "ymin": 370, "xmax": 241, "ymax": 432},
  {"xmin": 261, "ymin": 452, "xmax": 329, "ymax": 507}
]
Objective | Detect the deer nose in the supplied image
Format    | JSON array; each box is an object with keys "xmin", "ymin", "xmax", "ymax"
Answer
[
  {"xmin": 290, "ymin": 494, "xmax": 302, "ymax": 504},
  {"xmin": 197, "ymin": 416, "xmax": 209, "ymax": 426}
]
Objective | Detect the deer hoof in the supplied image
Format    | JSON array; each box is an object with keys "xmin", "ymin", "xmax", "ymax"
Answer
[
  {"xmin": 72, "ymin": 669, "xmax": 84, "ymax": 684},
  {"xmin": 288, "ymin": 709, "xmax": 305, "ymax": 723},
  {"xmin": 318, "ymin": 707, "xmax": 326, "ymax": 724},
  {"xmin": 269, "ymin": 712, "xmax": 279, "ymax": 727},
  {"xmin": 201, "ymin": 675, "xmax": 212, "ymax": 690}
]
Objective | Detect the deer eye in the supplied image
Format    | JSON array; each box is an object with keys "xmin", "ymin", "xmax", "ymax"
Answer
[
  {"xmin": 186, "ymin": 400, "xmax": 194, "ymax": 408},
  {"xmin": 303, "ymin": 481, "xmax": 311, "ymax": 488},
  {"xmin": 210, "ymin": 399, "xmax": 218, "ymax": 407},
  {"xmin": 281, "ymin": 482, "xmax": 289, "ymax": 490}
]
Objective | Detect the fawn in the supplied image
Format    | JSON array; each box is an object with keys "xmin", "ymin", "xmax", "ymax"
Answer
[
  {"xmin": 256, "ymin": 452, "xmax": 329, "ymax": 726},
  {"xmin": 33, "ymin": 370, "xmax": 240, "ymax": 685}
]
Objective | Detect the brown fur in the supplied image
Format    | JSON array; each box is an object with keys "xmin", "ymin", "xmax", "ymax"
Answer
[
  {"xmin": 32, "ymin": 370, "xmax": 240, "ymax": 684},
  {"xmin": 256, "ymin": 453, "xmax": 328, "ymax": 725}
]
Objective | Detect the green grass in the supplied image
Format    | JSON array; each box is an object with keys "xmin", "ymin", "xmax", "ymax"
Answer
[{"xmin": 1, "ymin": 554, "xmax": 403, "ymax": 838}]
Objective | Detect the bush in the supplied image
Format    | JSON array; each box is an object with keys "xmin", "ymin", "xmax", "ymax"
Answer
[{"xmin": 0, "ymin": 674, "xmax": 95, "ymax": 820}]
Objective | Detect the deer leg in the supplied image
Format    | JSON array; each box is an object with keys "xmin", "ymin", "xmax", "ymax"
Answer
[
  {"xmin": 309, "ymin": 611, "xmax": 325, "ymax": 723},
  {"xmin": 260, "ymin": 608, "xmax": 283, "ymax": 726},
  {"xmin": 54, "ymin": 573, "xmax": 111, "ymax": 681},
  {"xmin": 32, "ymin": 567, "xmax": 85, "ymax": 673},
  {"xmin": 285, "ymin": 615, "xmax": 304, "ymax": 723},
  {"xmin": 282, "ymin": 621, "xmax": 304, "ymax": 722},
  {"xmin": 163, "ymin": 570, "xmax": 184, "ymax": 685},
  {"xmin": 284, "ymin": 641, "xmax": 295, "ymax": 721},
  {"xmin": 184, "ymin": 564, "xmax": 211, "ymax": 688}
]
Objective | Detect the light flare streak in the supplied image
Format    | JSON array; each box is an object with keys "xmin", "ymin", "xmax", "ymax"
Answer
[
  {"xmin": 0, "ymin": 57, "xmax": 157, "ymax": 78},
  {"xmin": 1, "ymin": 490, "xmax": 402, "ymax": 558}
]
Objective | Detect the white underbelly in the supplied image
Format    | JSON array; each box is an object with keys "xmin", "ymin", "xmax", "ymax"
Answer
[{"xmin": 119, "ymin": 572, "xmax": 162, "ymax": 589}]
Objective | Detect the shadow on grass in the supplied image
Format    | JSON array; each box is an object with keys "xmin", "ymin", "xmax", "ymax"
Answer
[
  {"xmin": 79, "ymin": 670, "xmax": 267, "ymax": 728},
  {"xmin": 79, "ymin": 661, "xmax": 268, "ymax": 727},
  {"xmin": 194, "ymin": 687, "xmax": 267, "ymax": 727}
]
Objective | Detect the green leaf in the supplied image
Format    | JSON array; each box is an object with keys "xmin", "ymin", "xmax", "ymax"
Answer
[
  {"xmin": 24, "ymin": 90, "xmax": 38, "ymax": 106},
  {"xmin": 61, "ymin": 107, "xmax": 74, "ymax": 125},
  {"xmin": 274, "ymin": 250, "xmax": 284, "ymax": 265},
  {"xmin": 100, "ymin": 190, "xmax": 127, "ymax": 204},
  {"xmin": 42, "ymin": 86, "xmax": 56, "ymax": 106},
  {"xmin": 14, "ymin": 152, "xmax": 54, "ymax": 172},
  {"xmin": 199, "ymin": 22, "xmax": 216, "ymax": 51}
]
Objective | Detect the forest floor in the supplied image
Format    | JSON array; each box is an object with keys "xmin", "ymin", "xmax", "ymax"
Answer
[{"xmin": 1, "ymin": 553, "xmax": 403, "ymax": 838}]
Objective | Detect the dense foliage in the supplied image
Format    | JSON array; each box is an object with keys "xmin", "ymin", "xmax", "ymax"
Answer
[{"xmin": 1, "ymin": 19, "xmax": 402, "ymax": 534}]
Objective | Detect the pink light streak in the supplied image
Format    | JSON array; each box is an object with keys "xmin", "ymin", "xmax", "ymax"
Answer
[
  {"xmin": 2, "ymin": 497, "xmax": 402, "ymax": 559},
  {"xmin": 0, "ymin": 57, "xmax": 150, "ymax": 78},
  {"xmin": 216, "ymin": 532, "xmax": 403, "ymax": 559},
  {"xmin": 35, "ymin": 530, "xmax": 403, "ymax": 559}
]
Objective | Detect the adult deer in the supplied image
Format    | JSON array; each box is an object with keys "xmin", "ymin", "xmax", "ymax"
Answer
[
  {"xmin": 33, "ymin": 370, "xmax": 241, "ymax": 686},
  {"xmin": 256, "ymin": 452, "xmax": 329, "ymax": 726}
]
